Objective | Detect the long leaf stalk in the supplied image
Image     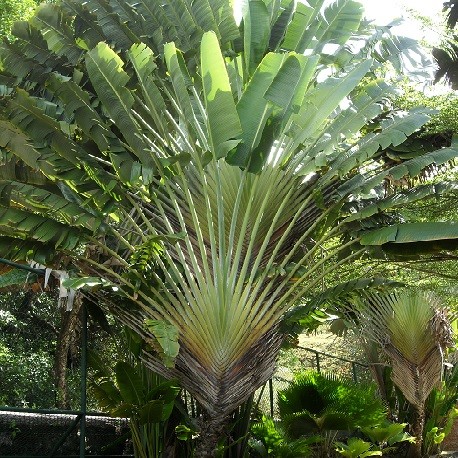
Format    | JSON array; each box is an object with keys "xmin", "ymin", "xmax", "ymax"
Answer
[
  {"xmin": 238, "ymin": 238, "xmax": 363, "ymax": 344},
  {"xmin": 84, "ymin": 239, "xmax": 130, "ymax": 268},
  {"xmin": 277, "ymin": 246, "xmax": 366, "ymax": 315}
]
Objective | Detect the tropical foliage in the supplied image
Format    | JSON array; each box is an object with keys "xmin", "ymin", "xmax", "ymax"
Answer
[
  {"xmin": 433, "ymin": 1, "xmax": 458, "ymax": 88},
  {"xmin": 1, "ymin": 0, "xmax": 458, "ymax": 452},
  {"xmin": 352, "ymin": 289, "xmax": 454, "ymax": 457},
  {"xmin": 0, "ymin": 291, "xmax": 59, "ymax": 407},
  {"xmin": 0, "ymin": 0, "xmax": 41, "ymax": 39},
  {"xmin": 277, "ymin": 371, "xmax": 386, "ymax": 436},
  {"xmin": 250, "ymin": 415, "xmax": 312, "ymax": 457},
  {"xmin": 89, "ymin": 329, "xmax": 181, "ymax": 458}
]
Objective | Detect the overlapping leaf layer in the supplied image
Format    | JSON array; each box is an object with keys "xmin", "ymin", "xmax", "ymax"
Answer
[{"xmin": 0, "ymin": 0, "xmax": 457, "ymax": 419}]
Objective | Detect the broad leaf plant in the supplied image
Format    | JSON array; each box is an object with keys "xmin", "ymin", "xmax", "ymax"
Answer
[{"xmin": 0, "ymin": 0, "xmax": 458, "ymax": 453}]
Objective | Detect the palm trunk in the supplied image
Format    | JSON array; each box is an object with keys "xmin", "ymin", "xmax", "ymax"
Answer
[
  {"xmin": 194, "ymin": 412, "xmax": 229, "ymax": 457},
  {"xmin": 408, "ymin": 407, "xmax": 424, "ymax": 458}
]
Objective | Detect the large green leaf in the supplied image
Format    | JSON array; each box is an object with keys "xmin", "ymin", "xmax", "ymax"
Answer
[
  {"xmin": 243, "ymin": 0, "xmax": 271, "ymax": 75},
  {"xmin": 316, "ymin": 0, "xmax": 363, "ymax": 49},
  {"xmin": 128, "ymin": 43, "xmax": 167, "ymax": 138},
  {"xmin": 91, "ymin": 380, "xmax": 123, "ymax": 411},
  {"xmin": 0, "ymin": 206, "xmax": 85, "ymax": 251},
  {"xmin": 30, "ymin": 4, "xmax": 83, "ymax": 65},
  {"xmin": 201, "ymin": 31, "xmax": 242, "ymax": 159},
  {"xmin": 229, "ymin": 52, "xmax": 318, "ymax": 171},
  {"xmin": 164, "ymin": 41, "xmax": 206, "ymax": 150},
  {"xmin": 11, "ymin": 21, "xmax": 66, "ymax": 75},
  {"xmin": 303, "ymin": 79, "xmax": 396, "ymax": 171},
  {"xmin": 344, "ymin": 182, "xmax": 458, "ymax": 223},
  {"xmin": 282, "ymin": 0, "xmax": 323, "ymax": 53},
  {"xmin": 264, "ymin": 53, "xmax": 318, "ymax": 115},
  {"xmin": 229, "ymin": 53, "xmax": 284, "ymax": 169},
  {"xmin": 0, "ymin": 268, "xmax": 37, "ymax": 289},
  {"xmin": 144, "ymin": 319, "xmax": 180, "ymax": 368},
  {"xmin": 346, "ymin": 110, "xmax": 433, "ymax": 175},
  {"xmin": 139, "ymin": 400, "xmax": 164, "ymax": 425},
  {"xmin": 85, "ymin": 43, "xmax": 152, "ymax": 166},
  {"xmin": 61, "ymin": 1, "xmax": 106, "ymax": 50},
  {"xmin": 336, "ymin": 146, "xmax": 458, "ymax": 199},
  {"xmin": 287, "ymin": 59, "xmax": 374, "ymax": 155},
  {"xmin": 6, "ymin": 89, "xmax": 85, "ymax": 166},
  {"xmin": 360, "ymin": 222, "xmax": 458, "ymax": 246},
  {"xmin": 0, "ymin": 181, "xmax": 104, "ymax": 233},
  {"xmin": 82, "ymin": 0, "xmax": 138, "ymax": 50},
  {"xmin": 269, "ymin": 0, "xmax": 295, "ymax": 50},
  {"xmin": 114, "ymin": 361, "xmax": 144, "ymax": 405},
  {"xmin": 46, "ymin": 73, "xmax": 121, "ymax": 153},
  {"xmin": 62, "ymin": 276, "xmax": 111, "ymax": 290},
  {"xmin": 0, "ymin": 121, "xmax": 40, "ymax": 168},
  {"xmin": 0, "ymin": 237, "xmax": 58, "ymax": 264},
  {"xmin": 0, "ymin": 43, "xmax": 38, "ymax": 82}
]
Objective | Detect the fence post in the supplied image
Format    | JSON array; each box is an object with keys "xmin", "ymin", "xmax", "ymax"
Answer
[
  {"xmin": 351, "ymin": 362, "xmax": 358, "ymax": 383},
  {"xmin": 315, "ymin": 351, "xmax": 320, "ymax": 373},
  {"xmin": 268, "ymin": 379, "xmax": 274, "ymax": 417},
  {"xmin": 80, "ymin": 303, "xmax": 88, "ymax": 458}
]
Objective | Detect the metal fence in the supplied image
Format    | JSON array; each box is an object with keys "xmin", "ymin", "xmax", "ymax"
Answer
[
  {"xmin": 0, "ymin": 305, "xmax": 134, "ymax": 457},
  {"xmin": 0, "ymin": 408, "xmax": 131, "ymax": 457}
]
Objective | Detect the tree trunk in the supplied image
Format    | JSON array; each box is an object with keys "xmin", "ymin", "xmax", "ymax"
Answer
[
  {"xmin": 194, "ymin": 412, "xmax": 229, "ymax": 457},
  {"xmin": 408, "ymin": 407, "xmax": 424, "ymax": 458},
  {"xmin": 55, "ymin": 297, "xmax": 81, "ymax": 409}
]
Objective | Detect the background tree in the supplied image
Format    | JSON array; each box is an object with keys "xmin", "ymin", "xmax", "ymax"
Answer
[
  {"xmin": 433, "ymin": 1, "xmax": 458, "ymax": 88},
  {"xmin": 0, "ymin": 0, "xmax": 55, "ymax": 40}
]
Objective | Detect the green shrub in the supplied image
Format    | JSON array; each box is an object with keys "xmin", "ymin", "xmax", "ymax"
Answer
[{"xmin": 278, "ymin": 371, "xmax": 387, "ymax": 438}]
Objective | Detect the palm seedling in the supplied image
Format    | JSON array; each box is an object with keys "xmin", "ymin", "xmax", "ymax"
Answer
[{"xmin": 278, "ymin": 370, "xmax": 386, "ymax": 437}]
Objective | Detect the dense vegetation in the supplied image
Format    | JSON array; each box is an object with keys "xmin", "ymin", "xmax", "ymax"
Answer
[{"xmin": 0, "ymin": 0, "xmax": 458, "ymax": 456}]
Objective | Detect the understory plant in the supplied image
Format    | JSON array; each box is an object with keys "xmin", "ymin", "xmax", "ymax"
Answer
[
  {"xmin": 250, "ymin": 415, "xmax": 313, "ymax": 457},
  {"xmin": 422, "ymin": 361, "xmax": 458, "ymax": 455},
  {"xmin": 335, "ymin": 421, "xmax": 415, "ymax": 457},
  {"xmin": 278, "ymin": 371, "xmax": 386, "ymax": 437},
  {"xmin": 250, "ymin": 370, "xmax": 413, "ymax": 458},
  {"xmin": 89, "ymin": 329, "xmax": 183, "ymax": 457}
]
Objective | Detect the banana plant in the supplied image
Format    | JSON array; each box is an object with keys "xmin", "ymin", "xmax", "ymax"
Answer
[
  {"xmin": 1, "ymin": 0, "xmax": 458, "ymax": 453},
  {"xmin": 89, "ymin": 350, "xmax": 181, "ymax": 458}
]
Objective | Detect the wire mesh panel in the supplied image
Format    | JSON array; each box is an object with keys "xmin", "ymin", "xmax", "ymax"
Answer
[
  {"xmin": 0, "ymin": 292, "xmax": 136, "ymax": 456},
  {"xmin": 295, "ymin": 346, "xmax": 370, "ymax": 383},
  {"xmin": 0, "ymin": 410, "xmax": 132, "ymax": 456},
  {"xmin": 254, "ymin": 375, "xmax": 291, "ymax": 418}
]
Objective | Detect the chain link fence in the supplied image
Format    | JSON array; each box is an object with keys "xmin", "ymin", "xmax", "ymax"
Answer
[{"xmin": 0, "ymin": 409, "xmax": 131, "ymax": 457}]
